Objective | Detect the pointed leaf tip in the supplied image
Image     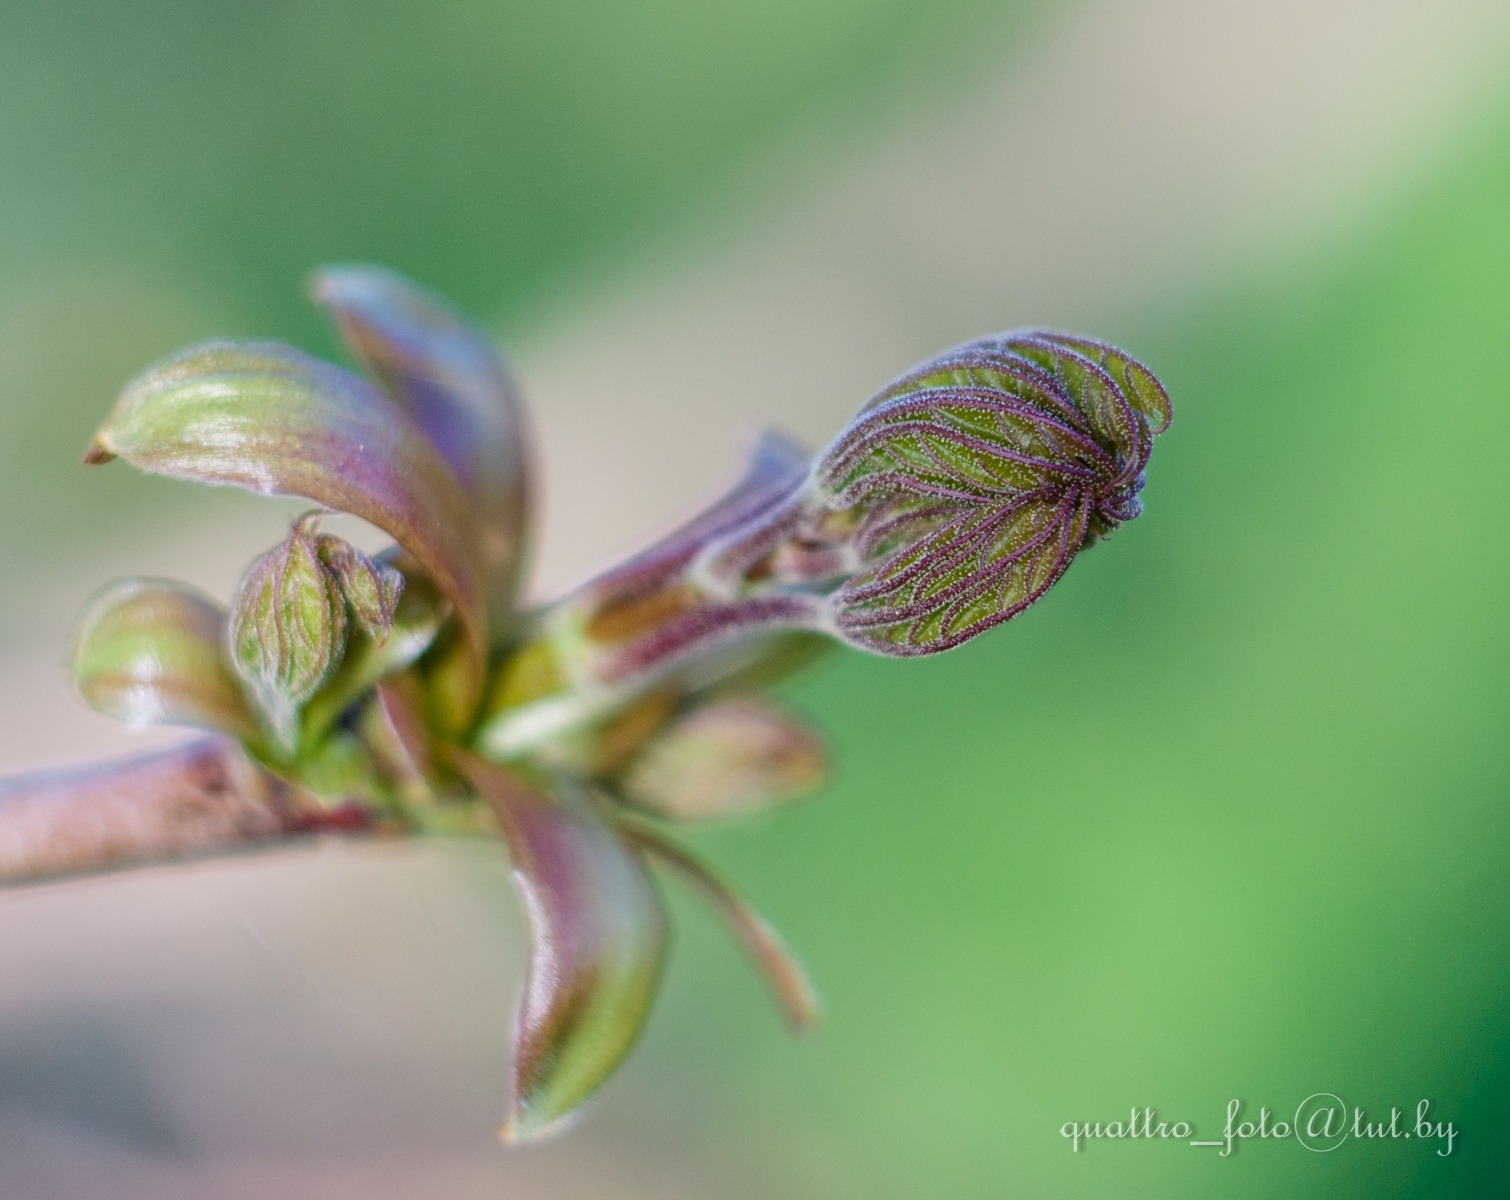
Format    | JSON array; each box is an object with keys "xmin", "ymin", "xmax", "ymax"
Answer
[
  {"xmin": 456, "ymin": 755, "xmax": 668, "ymax": 1142},
  {"xmin": 621, "ymin": 695, "xmax": 827, "ymax": 821}
]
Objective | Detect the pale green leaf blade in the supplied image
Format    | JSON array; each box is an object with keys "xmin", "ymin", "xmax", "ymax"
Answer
[
  {"xmin": 73, "ymin": 579, "xmax": 265, "ymax": 744},
  {"xmin": 229, "ymin": 524, "xmax": 347, "ymax": 727}
]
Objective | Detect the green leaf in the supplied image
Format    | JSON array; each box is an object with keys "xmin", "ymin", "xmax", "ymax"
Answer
[
  {"xmin": 456, "ymin": 755, "xmax": 668, "ymax": 1142},
  {"xmin": 229, "ymin": 522, "xmax": 347, "ymax": 736},
  {"xmin": 86, "ymin": 340, "xmax": 487, "ymax": 717},
  {"xmin": 73, "ymin": 579, "xmax": 265, "ymax": 744},
  {"xmin": 620, "ymin": 695, "xmax": 827, "ymax": 821},
  {"xmin": 311, "ymin": 265, "xmax": 534, "ymax": 630},
  {"xmin": 1027, "ymin": 330, "xmax": 1172, "ymax": 433}
]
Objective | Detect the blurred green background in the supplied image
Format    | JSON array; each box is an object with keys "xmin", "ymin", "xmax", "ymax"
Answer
[{"xmin": 2, "ymin": 0, "xmax": 1509, "ymax": 1196}]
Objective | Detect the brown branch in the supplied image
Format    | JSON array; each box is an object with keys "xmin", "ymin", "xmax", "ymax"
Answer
[{"xmin": 0, "ymin": 736, "xmax": 369, "ymax": 887}]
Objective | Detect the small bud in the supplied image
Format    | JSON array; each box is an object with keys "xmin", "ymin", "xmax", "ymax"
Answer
[
  {"xmin": 230, "ymin": 520, "xmax": 347, "ymax": 737},
  {"xmin": 317, "ymin": 534, "xmax": 403, "ymax": 642},
  {"xmin": 621, "ymin": 696, "xmax": 827, "ymax": 821}
]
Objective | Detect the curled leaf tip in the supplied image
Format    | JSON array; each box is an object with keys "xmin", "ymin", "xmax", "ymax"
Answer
[
  {"xmin": 82, "ymin": 444, "xmax": 115, "ymax": 465},
  {"xmin": 91, "ymin": 338, "xmax": 488, "ymax": 712}
]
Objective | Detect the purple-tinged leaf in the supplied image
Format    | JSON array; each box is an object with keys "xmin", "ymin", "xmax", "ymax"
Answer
[
  {"xmin": 814, "ymin": 333, "xmax": 1169, "ymax": 655},
  {"xmin": 73, "ymin": 579, "xmax": 266, "ymax": 745},
  {"xmin": 1017, "ymin": 330, "xmax": 1171, "ymax": 433},
  {"xmin": 621, "ymin": 695, "xmax": 827, "ymax": 821},
  {"xmin": 622, "ymin": 817, "xmax": 820, "ymax": 1034},
  {"xmin": 317, "ymin": 534, "xmax": 403, "ymax": 643},
  {"xmin": 456, "ymin": 754, "xmax": 668, "ymax": 1142},
  {"xmin": 581, "ymin": 430, "xmax": 809, "ymax": 606},
  {"xmin": 554, "ymin": 432, "xmax": 816, "ymax": 679},
  {"xmin": 475, "ymin": 434, "xmax": 820, "ymax": 757},
  {"xmin": 311, "ymin": 265, "xmax": 534, "ymax": 628},
  {"xmin": 586, "ymin": 592, "xmax": 828, "ymax": 689},
  {"xmin": 85, "ymin": 340, "xmax": 487, "ymax": 713}
]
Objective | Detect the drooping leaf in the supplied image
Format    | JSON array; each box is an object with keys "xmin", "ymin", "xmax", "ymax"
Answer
[
  {"xmin": 622, "ymin": 816, "xmax": 820, "ymax": 1034},
  {"xmin": 311, "ymin": 265, "xmax": 534, "ymax": 628},
  {"xmin": 73, "ymin": 579, "xmax": 265, "ymax": 745},
  {"xmin": 317, "ymin": 533, "xmax": 403, "ymax": 642},
  {"xmin": 86, "ymin": 340, "xmax": 487, "ymax": 713},
  {"xmin": 229, "ymin": 522, "xmax": 347, "ymax": 742},
  {"xmin": 814, "ymin": 333, "xmax": 1169, "ymax": 655},
  {"xmin": 456, "ymin": 754, "xmax": 668, "ymax": 1142},
  {"xmin": 620, "ymin": 695, "xmax": 827, "ymax": 821}
]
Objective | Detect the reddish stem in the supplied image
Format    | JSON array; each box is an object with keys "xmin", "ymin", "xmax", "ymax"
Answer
[{"xmin": 0, "ymin": 736, "xmax": 366, "ymax": 887}]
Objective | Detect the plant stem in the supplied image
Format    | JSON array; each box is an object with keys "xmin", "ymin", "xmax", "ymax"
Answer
[{"xmin": 0, "ymin": 736, "xmax": 368, "ymax": 887}]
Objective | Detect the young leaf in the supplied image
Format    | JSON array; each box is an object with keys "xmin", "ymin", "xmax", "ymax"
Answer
[
  {"xmin": 317, "ymin": 534, "xmax": 403, "ymax": 642},
  {"xmin": 73, "ymin": 579, "xmax": 266, "ymax": 744},
  {"xmin": 582, "ymin": 430, "xmax": 810, "ymax": 606},
  {"xmin": 229, "ymin": 524, "xmax": 347, "ymax": 742},
  {"xmin": 311, "ymin": 265, "xmax": 534, "ymax": 629},
  {"xmin": 455, "ymin": 755, "xmax": 668, "ymax": 1142},
  {"xmin": 474, "ymin": 432, "xmax": 819, "ymax": 757},
  {"xmin": 620, "ymin": 695, "xmax": 827, "ymax": 821},
  {"xmin": 85, "ymin": 340, "xmax": 487, "ymax": 714}
]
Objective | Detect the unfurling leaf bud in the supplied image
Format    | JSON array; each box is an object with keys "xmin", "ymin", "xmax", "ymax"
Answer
[
  {"xmin": 811, "ymin": 331, "xmax": 1170, "ymax": 654},
  {"xmin": 317, "ymin": 535, "xmax": 404, "ymax": 642},
  {"xmin": 230, "ymin": 518, "xmax": 347, "ymax": 736}
]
